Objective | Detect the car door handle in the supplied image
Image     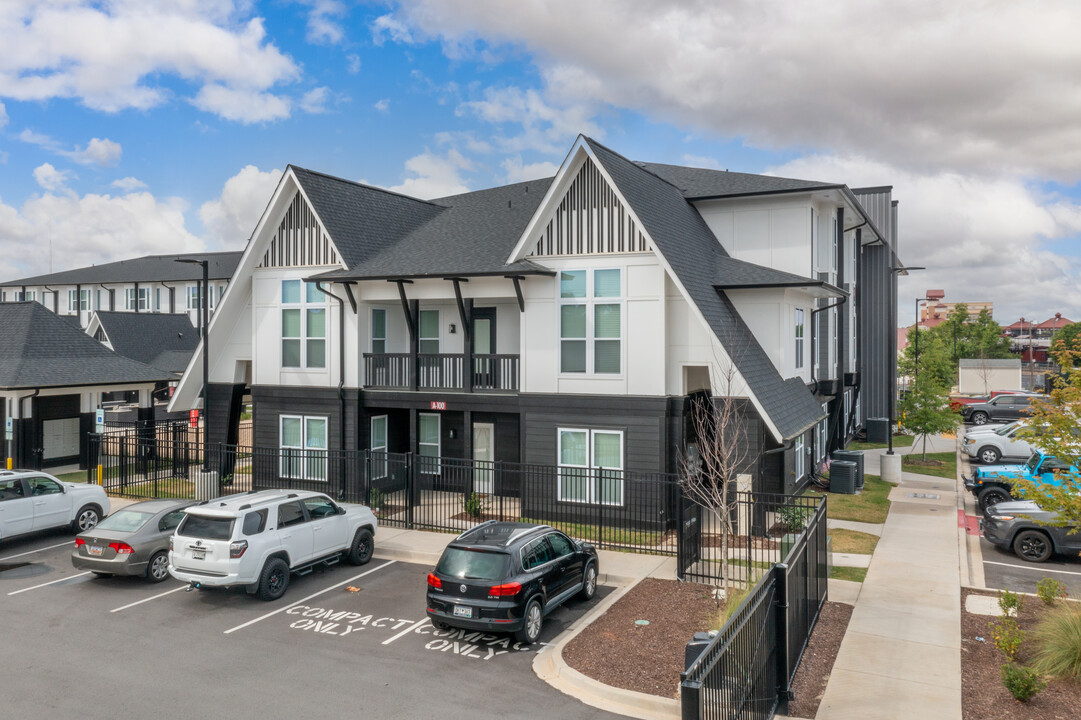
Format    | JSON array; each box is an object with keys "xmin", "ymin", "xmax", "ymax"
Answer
[
  {"xmin": 34, "ymin": 501, "xmax": 46, "ymax": 506},
  {"xmin": 312, "ymin": 526, "xmax": 322, "ymax": 532}
]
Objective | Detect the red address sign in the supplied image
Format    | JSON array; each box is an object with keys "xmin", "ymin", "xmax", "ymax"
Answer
[{"xmin": 430, "ymin": 401, "xmax": 447, "ymax": 411}]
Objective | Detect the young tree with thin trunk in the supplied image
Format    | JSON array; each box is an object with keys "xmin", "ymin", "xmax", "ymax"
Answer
[{"xmin": 898, "ymin": 373, "xmax": 959, "ymax": 460}]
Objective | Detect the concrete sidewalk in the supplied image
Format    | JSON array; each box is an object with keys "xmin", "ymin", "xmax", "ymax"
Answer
[{"xmin": 815, "ymin": 436, "xmax": 962, "ymax": 720}]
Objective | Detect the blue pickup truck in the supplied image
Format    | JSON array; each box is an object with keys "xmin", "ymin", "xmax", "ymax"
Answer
[{"xmin": 963, "ymin": 450, "xmax": 1079, "ymax": 512}]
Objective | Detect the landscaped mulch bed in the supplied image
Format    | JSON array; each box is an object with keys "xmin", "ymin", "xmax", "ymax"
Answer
[
  {"xmin": 962, "ymin": 588, "xmax": 1081, "ymax": 720},
  {"xmin": 563, "ymin": 578, "xmax": 718, "ymax": 698},
  {"xmin": 787, "ymin": 601, "xmax": 854, "ymax": 718}
]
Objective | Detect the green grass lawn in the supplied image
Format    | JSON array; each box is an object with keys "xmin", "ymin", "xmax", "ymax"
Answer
[
  {"xmin": 803, "ymin": 474, "xmax": 892, "ymax": 524},
  {"xmin": 902, "ymin": 450, "xmax": 957, "ymax": 479},
  {"xmin": 55, "ymin": 470, "xmax": 93, "ymax": 483},
  {"xmin": 829, "ymin": 529, "xmax": 880, "ymax": 555},
  {"xmin": 847, "ymin": 434, "xmax": 915, "ymax": 451},
  {"xmin": 830, "ymin": 566, "xmax": 868, "ymax": 583}
]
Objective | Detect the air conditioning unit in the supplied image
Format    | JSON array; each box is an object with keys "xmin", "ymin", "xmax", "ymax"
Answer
[
  {"xmin": 833, "ymin": 450, "xmax": 865, "ymax": 491},
  {"xmin": 830, "ymin": 460, "xmax": 858, "ymax": 494},
  {"xmin": 866, "ymin": 418, "xmax": 890, "ymax": 444},
  {"xmin": 844, "ymin": 372, "xmax": 860, "ymax": 387}
]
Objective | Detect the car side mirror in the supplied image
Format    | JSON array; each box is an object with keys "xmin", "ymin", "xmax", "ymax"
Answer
[{"xmin": 338, "ymin": 506, "xmax": 347, "ymax": 515}]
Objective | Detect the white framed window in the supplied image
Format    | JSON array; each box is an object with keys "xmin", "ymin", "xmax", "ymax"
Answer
[
  {"xmin": 15, "ymin": 290, "xmax": 37, "ymax": 303},
  {"xmin": 559, "ymin": 269, "xmax": 622, "ymax": 374},
  {"xmin": 154, "ymin": 288, "xmax": 161, "ymax": 312},
  {"xmin": 418, "ymin": 413, "xmax": 440, "ymax": 473},
  {"xmin": 557, "ymin": 428, "xmax": 624, "ymax": 505},
  {"xmin": 794, "ymin": 436, "xmax": 805, "ymax": 481},
  {"xmin": 138, "ymin": 287, "xmax": 151, "ymax": 311},
  {"xmin": 186, "ymin": 285, "xmax": 201, "ymax": 311},
  {"xmin": 816, "ymin": 404, "xmax": 829, "ymax": 462},
  {"xmin": 67, "ymin": 290, "xmax": 78, "ymax": 312},
  {"xmin": 370, "ymin": 415, "xmax": 388, "ymax": 479},
  {"xmin": 67, "ymin": 290, "xmax": 89, "ymax": 312},
  {"xmin": 371, "ymin": 308, "xmax": 386, "ymax": 354},
  {"xmin": 281, "ymin": 280, "xmax": 327, "ymax": 369},
  {"xmin": 209, "ymin": 284, "xmax": 216, "ymax": 309},
  {"xmin": 280, "ymin": 415, "xmax": 328, "ymax": 481},
  {"xmin": 123, "ymin": 288, "xmax": 134, "ymax": 310},
  {"xmin": 795, "ymin": 308, "xmax": 805, "ymax": 370},
  {"xmin": 418, "ymin": 310, "xmax": 439, "ymax": 354}
]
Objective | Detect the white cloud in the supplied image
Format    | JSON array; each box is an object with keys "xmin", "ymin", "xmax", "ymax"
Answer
[
  {"xmin": 501, "ymin": 156, "xmax": 558, "ymax": 183},
  {"xmin": 295, "ymin": 0, "xmax": 346, "ymax": 45},
  {"xmin": 199, "ymin": 164, "xmax": 283, "ymax": 245},
  {"xmin": 373, "ymin": 98, "xmax": 390, "ymax": 113},
  {"xmin": 112, "ymin": 176, "xmax": 148, "ymax": 191},
  {"xmin": 300, "ymin": 86, "xmax": 332, "ymax": 114},
  {"xmin": 682, "ymin": 154, "xmax": 722, "ymax": 171},
  {"xmin": 388, "ymin": 149, "xmax": 472, "ymax": 199},
  {"xmin": 66, "ymin": 137, "xmax": 122, "ymax": 166},
  {"xmin": 0, "ymin": 100, "xmax": 7, "ymax": 128},
  {"xmin": 370, "ymin": 14, "xmax": 415, "ymax": 46},
  {"xmin": 346, "ymin": 54, "xmax": 361, "ymax": 74},
  {"xmin": 456, "ymin": 85, "xmax": 603, "ymax": 154},
  {"xmin": 0, "ymin": 2, "xmax": 300, "ymax": 123},
  {"xmin": 193, "ymin": 84, "xmax": 291, "ymax": 123},
  {"xmin": 32, "ymin": 163, "xmax": 74, "ymax": 191}
]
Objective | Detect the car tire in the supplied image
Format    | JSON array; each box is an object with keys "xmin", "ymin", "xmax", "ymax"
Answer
[
  {"xmin": 257, "ymin": 557, "xmax": 290, "ymax": 601},
  {"xmin": 1013, "ymin": 530, "xmax": 1053, "ymax": 563},
  {"xmin": 977, "ymin": 446, "xmax": 1001, "ymax": 464},
  {"xmin": 577, "ymin": 563, "xmax": 597, "ymax": 601},
  {"xmin": 345, "ymin": 528, "xmax": 374, "ymax": 566},
  {"xmin": 146, "ymin": 550, "xmax": 170, "ymax": 583},
  {"xmin": 978, "ymin": 486, "xmax": 1012, "ymax": 513},
  {"xmin": 71, "ymin": 505, "xmax": 102, "ymax": 533},
  {"xmin": 515, "ymin": 599, "xmax": 543, "ymax": 645},
  {"xmin": 970, "ymin": 411, "xmax": 989, "ymax": 426}
]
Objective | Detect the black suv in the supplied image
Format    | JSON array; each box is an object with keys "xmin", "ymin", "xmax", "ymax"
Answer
[{"xmin": 426, "ymin": 521, "xmax": 599, "ymax": 644}]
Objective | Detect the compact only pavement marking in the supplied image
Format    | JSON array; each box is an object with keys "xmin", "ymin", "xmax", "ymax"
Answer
[
  {"xmin": 0, "ymin": 541, "xmax": 73, "ymax": 562},
  {"xmin": 382, "ymin": 618, "xmax": 431, "ymax": 645},
  {"xmin": 8, "ymin": 571, "xmax": 91, "ymax": 595},
  {"xmin": 984, "ymin": 560, "xmax": 1081, "ymax": 577},
  {"xmin": 110, "ymin": 585, "xmax": 188, "ymax": 613},
  {"xmin": 223, "ymin": 560, "xmax": 396, "ymax": 635}
]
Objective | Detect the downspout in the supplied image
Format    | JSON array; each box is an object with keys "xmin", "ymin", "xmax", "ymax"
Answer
[
  {"xmin": 845, "ymin": 228, "xmax": 865, "ymax": 440},
  {"xmin": 316, "ymin": 281, "xmax": 349, "ymax": 499}
]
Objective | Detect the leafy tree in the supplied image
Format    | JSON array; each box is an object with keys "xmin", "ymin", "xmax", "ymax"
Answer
[
  {"xmin": 900, "ymin": 305, "xmax": 1012, "ymax": 389},
  {"xmin": 898, "ymin": 373, "xmax": 959, "ymax": 459},
  {"xmin": 1050, "ymin": 321, "xmax": 1081, "ymax": 363}
]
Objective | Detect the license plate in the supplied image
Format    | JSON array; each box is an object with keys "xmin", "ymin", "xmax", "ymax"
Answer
[
  {"xmin": 191, "ymin": 548, "xmax": 206, "ymax": 560},
  {"xmin": 452, "ymin": 605, "xmax": 473, "ymax": 618},
  {"xmin": 88, "ymin": 546, "xmax": 103, "ymax": 556}
]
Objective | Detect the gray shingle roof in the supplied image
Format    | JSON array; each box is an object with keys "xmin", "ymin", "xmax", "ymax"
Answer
[
  {"xmin": 715, "ymin": 256, "xmax": 839, "ymax": 291},
  {"xmin": 0, "ymin": 303, "xmax": 175, "ymax": 389},
  {"xmin": 588, "ymin": 139, "xmax": 826, "ymax": 440},
  {"xmin": 1, "ymin": 251, "xmax": 242, "ymax": 287},
  {"xmin": 94, "ymin": 312, "xmax": 199, "ymax": 375},
  {"xmin": 637, "ymin": 162, "xmax": 838, "ymax": 199}
]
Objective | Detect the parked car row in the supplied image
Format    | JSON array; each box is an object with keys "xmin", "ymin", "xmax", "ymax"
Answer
[
  {"xmin": 961, "ymin": 420, "xmax": 1039, "ymax": 464},
  {"xmin": 960, "ymin": 392, "xmax": 1041, "ymax": 426}
]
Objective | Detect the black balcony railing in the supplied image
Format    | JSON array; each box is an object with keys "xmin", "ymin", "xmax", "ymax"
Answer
[{"xmin": 363, "ymin": 353, "xmax": 519, "ymax": 392}]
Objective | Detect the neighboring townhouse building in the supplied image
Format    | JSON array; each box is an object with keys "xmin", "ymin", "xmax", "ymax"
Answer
[
  {"xmin": 169, "ymin": 136, "xmax": 901, "ymax": 505},
  {"xmin": 86, "ymin": 311, "xmax": 200, "ymax": 402},
  {"xmin": 0, "ymin": 251, "xmax": 242, "ymax": 329}
]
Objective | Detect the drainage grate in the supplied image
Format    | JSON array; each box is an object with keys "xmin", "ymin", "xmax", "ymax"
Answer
[{"xmin": 908, "ymin": 492, "xmax": 941, "ymax": 499}]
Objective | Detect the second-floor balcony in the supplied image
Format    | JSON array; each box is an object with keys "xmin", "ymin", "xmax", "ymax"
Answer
[{"xmin": 363, "ymin": 353, "xmax": 519, "ymax": 393}]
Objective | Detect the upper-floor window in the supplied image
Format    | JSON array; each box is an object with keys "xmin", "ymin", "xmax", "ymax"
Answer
[
  {"xmin": 281, "ymin": 280, "xmax": 326, "ymax": 369},
  {"xmin": 795, "ymin": 308, "xmax": 805, "ymax": 370},
  {"xmin": 559, "ymin": 269, "xmax": 622, "ymax": 374},
  {"xmin": 138, "ymin": 287, "xmax": 151, "ymax": 311},
  {"xmin": 418, "ymin": 310, "xmax": 439, "ymax": 354},
  {"xmin": 14, "ymin": 290, "xmax": 36, "ymax": 302},
  {"xmin": 186, "ymin": 285, "xmax": 201, "ymax": 311},
  {"xmin": 68, "ymin": 289, "xmax": 89, "ymax": 312},
  {"xmin": 371, "ymin": 309, "xmax": 386, "ymax": 354},
  {"xmin": 154, "ymin": 288, "xmax": 161, "ymax": 312},
  {"xmin": 125, "ymin": 288, "xmax": 136, "ymax": 311}
]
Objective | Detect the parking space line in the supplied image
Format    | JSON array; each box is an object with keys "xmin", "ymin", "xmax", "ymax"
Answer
[
  {"xmin": 223, "ymin": 560, "xmax": 396, "ymax": 635},
  {"xmin": 8, "ymin": 571, "xmax": 91, "ymax": 595},
  {"xmin": 984, "ymin": 560, "xmax": 1081, "ymax": 577},
  {"xmin": 382, "ymin": 618, "xmax": 430, "ymax": 645},
  {"xmin": 110, "ymin": 585, "xmax": 187, "ymax": 613},
  {"xmin": 0, "ymin": 541, "xmax": 73, "ymax": 562}
]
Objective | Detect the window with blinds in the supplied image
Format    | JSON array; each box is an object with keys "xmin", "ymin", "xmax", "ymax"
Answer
[{"xmin": 559, "ymin": 268, "xmax": 622, "ymax": 375}]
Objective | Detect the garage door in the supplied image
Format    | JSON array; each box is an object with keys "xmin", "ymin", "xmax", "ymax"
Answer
[{"xmin": 43, "ymin": 417, "xmax": 80, "ymax": 460}]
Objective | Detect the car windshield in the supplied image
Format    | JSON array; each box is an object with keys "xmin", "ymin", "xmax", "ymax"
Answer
[
  {"xmin": 177, "ymin": 514, "xmax": 235, "ymax": 540},
  {"xmin": 995, "ymin": 422, "xmax": 1021, "ymax": 436},
  {"xmin": 94, "ymin": 510, "xmax": 153, "ymax": 534},
  {"xmin": 436, "ymin": 548, "xmax": 508, "ymax": 580},
  {"xmin": 1025, "ymin": 453, "xmax": 1041, "ymax": 473}
]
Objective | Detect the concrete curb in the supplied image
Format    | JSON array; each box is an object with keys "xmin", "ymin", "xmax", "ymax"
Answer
[{"xmin": 533, "ymin": 576, "xmax": 681, "ymax": 720}]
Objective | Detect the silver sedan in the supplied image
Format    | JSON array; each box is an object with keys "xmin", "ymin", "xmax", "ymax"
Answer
[{"xmin": 72, "ymin": 499, "xmax": 196, "ymax": 582}]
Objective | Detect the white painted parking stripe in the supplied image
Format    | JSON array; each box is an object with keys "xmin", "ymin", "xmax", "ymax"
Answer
[
  {"xmin": 984, "ymin": 560, "xmax": 1081, "ymax": 577},
  {"xmin": 110, "ymin": 585, "xmax": 187, "ymax": 613},
  {"xmin": 223, "ymin": 560, "xmax": 396, "ymax": 635},
  {"xmin": 7, "ymin": 571, "xmax": 91, "ymax": 595},
  {"xmin": 382, "ymin": 617, "xmax": 430, "ymax": 645},
  {"xmin": 0, "ymin": 541, "xmax": 73, "ymax": 561}
]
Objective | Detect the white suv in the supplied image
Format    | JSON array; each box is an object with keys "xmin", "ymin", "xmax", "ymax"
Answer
[
  {"xmin": 0, "ymin": 469, "xmax": 110, "ymax": 542},
  {"xmin": 168, "ymin": 490, "xmax": 377, "ymax": 601}
]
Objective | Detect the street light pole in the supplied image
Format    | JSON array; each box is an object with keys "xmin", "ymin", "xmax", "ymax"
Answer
[{"xmin": 176, "ymin": 257, "xmax": 209, "ymax": 469}]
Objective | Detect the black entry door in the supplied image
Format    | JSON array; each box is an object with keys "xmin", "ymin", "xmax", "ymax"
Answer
[{"xmin": 471, "ymin": 307, "xmax": 497, "ymax": 389}]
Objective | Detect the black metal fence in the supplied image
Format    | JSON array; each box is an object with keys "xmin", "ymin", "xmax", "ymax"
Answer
[{"xmin": 680, "ymin": 496, "xmax": 828, "ymax": 720}]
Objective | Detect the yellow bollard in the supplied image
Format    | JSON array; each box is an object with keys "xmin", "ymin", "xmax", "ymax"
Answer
[
  {"xmin": 97, "ymin": 465, "xmax": 103, "ymax": 485},
  {"xmin": 5, "ymin": 457, "xmax": 11, "ymax": 470}
]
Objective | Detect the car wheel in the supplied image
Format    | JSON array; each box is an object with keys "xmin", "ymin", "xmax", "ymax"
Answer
[
  {"xmin": 71, "ymin": 505, "xmax": 101, "ymax": 533},
  {"xmin": 978, "ymin": 486, "xmax": 1012, "ymax": 513},
  {"xmin": 977, "ymin": 446, "xmax": 1001, "ymax": 464},
  {"xmin": 257, "ymin": 557, "xmax": 290, "ymax": 601},
  {"xmin": 578, "ymin": 563, "xmax": 597, "ymax": 601},
  {"xmin": 971, "ymin": 411, "xmax": 989, "ymax": 425},
  {"xmin": 345, "ymin": 528, "xmax": 374, "ymax": 566},
  {"xmin": 1013, "ymin": 530, "xmax": 1053, "ymax": 563},
  {"xmin": 515, "ymin": 599, "xmax": 543, "ymax": 645},
  {"xmin": 146, "ymin": 550, "xmax": 170, "ymax": 583}
]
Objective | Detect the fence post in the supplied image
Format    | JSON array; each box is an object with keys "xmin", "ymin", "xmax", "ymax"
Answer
[
  {"xmin": 680, "ymin": 678, "xmax": 701, "ymax": 720},
  {"xmin": 406, "ymin": 452, "xmax": 415, "ymax": 529},
  {"xmin": 774, "ymin": 562, "xmax": 791, "ymax": 713},
  {"xmin": 86, "ymin": 434, "xmax": 99, "ymax": 485},
  {"xmin": 496, "ymin": 461, "xmax": 504, "ymax": 521},
  {"xmin": 676, "ymin": 487, "xmax": 685, "ymax": 580}
]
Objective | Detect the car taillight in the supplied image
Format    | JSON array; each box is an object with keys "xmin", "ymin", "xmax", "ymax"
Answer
[
  {"xmin": 74, "ymin": 538, "xmax": 86, "ymax": 548},
  {"xmin": 488, "ymin": 582, "xmax": 521, "ymax": 597},
  {"xmin": 427, "ymin": 573, "xmax": 442, "ymax": 589},
  {"xmin": 230, "ymin": 540, "xmax": 248, "ymax": 558},
  {"xmin": 108, "ymin": 542, "xmax": 134, "ymax": 555},
  {"xmin": 169, "ymin": 537, "xmax": 174, "ymax": 552}
]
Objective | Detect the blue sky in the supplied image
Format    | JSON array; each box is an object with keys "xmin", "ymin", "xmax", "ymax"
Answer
[{"xmin": 1, "ymin": 1, "xmax": 1080, "ymax": 325}]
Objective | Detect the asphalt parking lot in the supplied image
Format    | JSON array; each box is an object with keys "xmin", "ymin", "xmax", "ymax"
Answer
[{"xmin": 0, "ymin": 530, "xmax": 622, "ymax": 720}]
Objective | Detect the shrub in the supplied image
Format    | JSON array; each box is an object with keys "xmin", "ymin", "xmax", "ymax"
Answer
[
  {"xmin": 368, "ymin": 488, "xmax": 386, "ymax": 512},
  {"xmin": 1030, "ymin": 606, "xmax": 1081, "ymax": 680},
  {"xmin": 462, "ymin": 492, "xmax": 490, "ymax": 519},
  {"xmin": 777, "ymin": 505, "xmax": 813, "ymax": 533},
  {"xmin": 1000, "ymin": 663, "xmax": 1046, "ymax": 702},
  {"xmin": 1036, "ymin": 577, "xmax": 1067, "ymax": 606},
  {"xmin": 991, "ymin": 617, "xmax": 1025, "ymax": 661},
  {"xmin": 998, "ymin": 588, "xmax": 1024, "ymax": 618}
]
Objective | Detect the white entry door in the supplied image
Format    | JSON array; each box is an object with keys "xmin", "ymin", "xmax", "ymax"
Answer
[{"xmin": 473, "ymin": 423, "xmax": 495, "ymax": 494}]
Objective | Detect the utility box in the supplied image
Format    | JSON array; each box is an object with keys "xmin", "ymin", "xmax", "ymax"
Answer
[
  {"xmin": 685, "ymin": 632, "xmax": 716, "ymax": 670},
  {"xmin": 830, "ymin": 460, "xmax": 858, "ymax": 494},
  {"xmin": 866, "ymin": 417, "xmax": 889, "ymax": 444}
]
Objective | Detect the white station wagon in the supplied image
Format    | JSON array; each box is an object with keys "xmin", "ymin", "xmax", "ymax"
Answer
[{"xmin": 0, "ymin": 470, "xmax": 110, "ymax": 541}]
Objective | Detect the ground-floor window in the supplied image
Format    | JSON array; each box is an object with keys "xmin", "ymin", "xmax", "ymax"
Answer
[
  {"xmin": 280, "ymin": 415, "xmax": 327, "ymax": 480},
  {"xmin": 418, "ymin": 413, "xmax": 440, "ymax": 473},
  {"xmin": 794, "ymin": 436, "xmax": 805, "ymax": 481},
  {"xmin": 371, "ymin": 415, "xmax": 388, "ymax": 478},
  {"xmin": 816, "ymin": 403, "xmax": 829, "ymax": 463},
  {"xmin": 557, "ymin": 428, "xmax": 624, "ymax": 505}
]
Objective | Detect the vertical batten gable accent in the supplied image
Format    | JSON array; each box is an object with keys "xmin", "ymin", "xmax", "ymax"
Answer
[{"xmin": 259, "ymin": 190, "xmax": 342, "ymax": 269}]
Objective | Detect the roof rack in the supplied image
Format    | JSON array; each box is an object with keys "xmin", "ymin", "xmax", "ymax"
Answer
[
  {"xmin": 456, "ymin": 519, "xmax": 499, "ymax": 540},
  {"xmin": 507, "ymin": 524, "xmax": 551, "ymax": 544}
]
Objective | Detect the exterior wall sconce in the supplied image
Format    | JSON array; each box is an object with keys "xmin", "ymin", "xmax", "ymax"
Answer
[
  {"xmin": 449, "ymin": 323, "xmax": 456, "ymax": 334},
  {"xmin": 449, "ymin": 428, "xmax": 457, "ymax": 439}
]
